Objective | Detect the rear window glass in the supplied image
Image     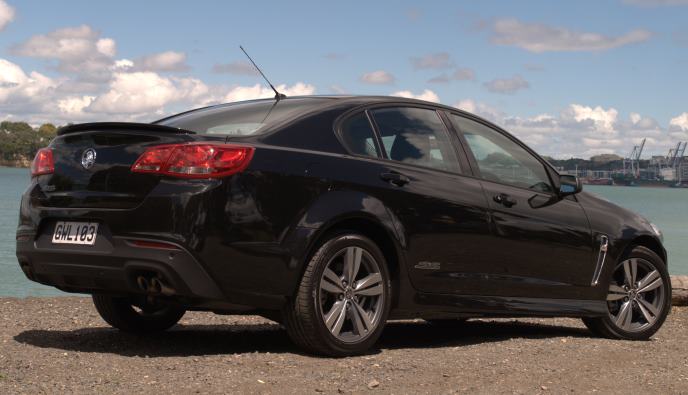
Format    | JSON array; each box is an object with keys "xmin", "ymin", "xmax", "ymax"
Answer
[
  {"xmin": 156, "ymin": 98, "xmax": 329, "ymax": 136},
  {"xmin": 339, "ymin": 112, "xmax": 379, "ymax": 158}
]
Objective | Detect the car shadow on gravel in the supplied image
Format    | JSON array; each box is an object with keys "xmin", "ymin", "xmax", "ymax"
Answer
[{"xmin": 14, "ymin": 319, "xmax": 590, "ymax": 358}]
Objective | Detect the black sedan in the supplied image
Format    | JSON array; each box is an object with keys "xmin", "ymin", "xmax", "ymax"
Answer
[{"xmin": 16, "ymin": 96, "xmax": 671, "ymax": 356}]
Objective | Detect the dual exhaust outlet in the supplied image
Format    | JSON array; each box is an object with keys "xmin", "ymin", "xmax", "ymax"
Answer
[{"xmin": 136, "ymin": 275, "xmax": 175, "ymax": 296}]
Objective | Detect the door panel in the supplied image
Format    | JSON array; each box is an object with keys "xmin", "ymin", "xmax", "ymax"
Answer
[
  {"xmin": 480, "ymin": 181, "xmax": 594, "ymax": 298},
  {"xmin": 376, "ymin": 163, "xmax": 492, "ymax": 294},
  {"xmin": 366, "ymin": 107, "xmax": 493, "ymax": 294},
  {"xmin": 448, "ymin": 113, "xmax": 595, "ymax": 299}
]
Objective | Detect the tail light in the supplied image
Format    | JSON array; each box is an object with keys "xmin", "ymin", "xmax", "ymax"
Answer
[
  {"xmin": 128, "ymin": 239, "xmax": 181, "ymax": 250},
  {"xmin": 131, "ymin": 143, "xmax": 254, "ymax": 178},
  {"xmin": 31, "ymin": 148, "xmax": 54, "ymax": 177}
]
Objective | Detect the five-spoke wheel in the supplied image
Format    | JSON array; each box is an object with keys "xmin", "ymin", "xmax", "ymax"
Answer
[
  {"xmin": 583, "ymin": 246, "xmax": 671, "ymax": 340},
  {"xmin": 606, "ymin": 257, "xmax": 665, "ymax": 332},
  {"xmin": 282, "ymin": 233, "xmax": 391, "ymax": 356},
  {"xmin": 319, "ymin": 246, "xmax": 385, "ymax": 343}
]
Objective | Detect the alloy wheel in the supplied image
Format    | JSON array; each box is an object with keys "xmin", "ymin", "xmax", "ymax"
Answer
[
  {"xmin": 318, "ymin": 246, "xmax": 385, "ymax": 343},
  {"xmin": 606, "ymin": 258, "xmax": 666, "ymax": 332}
]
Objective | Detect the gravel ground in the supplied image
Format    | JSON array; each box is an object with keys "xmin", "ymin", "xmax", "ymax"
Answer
[{"xmin": 0, "ymin": 297, "xmax": 687, "ymax": 394}]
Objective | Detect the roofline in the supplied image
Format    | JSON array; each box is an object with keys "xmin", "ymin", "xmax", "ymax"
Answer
[{"xmin": 153, "ymin": 94, "xmax": 487, "ymax": 129}]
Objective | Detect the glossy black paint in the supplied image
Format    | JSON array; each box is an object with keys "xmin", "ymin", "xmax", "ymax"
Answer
[{"xmin": 16, "ymin": 96, "xmax": 666, "ymax": 318}]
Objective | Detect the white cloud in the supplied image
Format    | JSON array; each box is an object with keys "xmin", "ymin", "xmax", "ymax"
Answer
[
  {"xmin": 0, "ymin": 50, "xmax": 319, "ymax": 124},
  {"xmin": 390, "ymin": 89, "xmax": 440, "ymax": 103},
  {"xmin": 57, "ymin": 95, "xmax": 95, "ymax": 116},
  {"xmin": 224, "ymin": 82, "xmax": 315, "ymax": 102},
  {"xmin": 13, "ymin": 25, "xmax": 117, "ymax": 81},
  {"xmin": 453, "ymin": 99, "xmax": 504, "ymax": 122},
  {"xmin": 490, "ymin": 18, "xmax": 653, "ymax": 53},
  {"xmin": 451, "ymin": 98, "xmax": 680, "ymax": 158},
  {"xmin": 669, "ymin": 113, "xmax": 688, "ymax": 131},
  {"xmin": 484, "ymin": 75, "xmax": 529, "ymax": 94},
  {"xmin": 88, "ymin": 72, "xmax": 180, "ymax": 114},
  {"xmin": 0, "ymin": 0, "xmax": 15, "ymax": 31},
  {"xmin": 0, "ymin": 58, "xmax": 55, "ymax": 103},
  {"xmin": 96, "ymin": 38, "xmax": 116, "ymax": 58},
  {"xmin": 360, "ymin": 70, "xmax": 395, "ymax": 85},
  {"xmin": 134, "ymin": 51, "xmax": 189, "ymax": 72},
  {"xmin": 564, "ymin": 104, "xmax": 619, "ymax": 133},
  {"xmin": 112, "ymin": 59, "xmax": 134, "ymax": 70},
  {"xmin": 410, "ymin": 53, "xmax": 453, "ymax": 70}
]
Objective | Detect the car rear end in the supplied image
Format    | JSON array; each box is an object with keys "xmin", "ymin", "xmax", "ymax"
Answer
[
  {"xmin": 15, "ymin": 123, "xmax": 250, "ymax": 303},
  {"xmin": 15, "ymin": 97, "xmax": 349, "ymax": 311}
]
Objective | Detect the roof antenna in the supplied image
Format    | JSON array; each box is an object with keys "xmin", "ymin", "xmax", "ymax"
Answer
[{"xmin": 240, "ymin": 45, "xmax": 286, "ymax": 101}]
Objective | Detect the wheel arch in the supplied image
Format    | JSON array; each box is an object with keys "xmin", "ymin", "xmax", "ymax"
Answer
[
  {"xmin": 623, "ymin": 235, "xmax": 667, "ymax": 266},
  {"xmin": 284, "ymin": 190, "xmax": 408, "ymax": 308}
]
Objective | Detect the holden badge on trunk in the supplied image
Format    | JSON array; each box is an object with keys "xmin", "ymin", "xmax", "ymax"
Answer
[{"xmin": 81, "ymin": 148, "xmax": 97, "ymax": 169}]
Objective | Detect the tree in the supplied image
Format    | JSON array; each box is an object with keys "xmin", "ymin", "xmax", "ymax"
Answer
[
  {"xmin": 0, "ymin": 121, "xmax": 43, "ymax": 162},
  {"xmin": 37, "ymin": 123, "xmax": 57, "ymax": 141}
]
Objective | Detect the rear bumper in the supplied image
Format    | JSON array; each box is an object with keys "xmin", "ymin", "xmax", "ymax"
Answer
[
  {"xmin": 16, "ymin": 235, "xmax": 225, "ymax": 301},
  {"xmin": 16, "ymin": 175, "xmax": 296, "ymax": 310}
]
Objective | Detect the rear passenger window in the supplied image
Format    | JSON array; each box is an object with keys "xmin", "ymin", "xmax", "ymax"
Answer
[
  {"xmin": 339, "ymin": 113, "xmax": 379, "ymax": 158},
  {"xmin": 370, "ymin": 107, "xmax": 460, "ymax": 173}
]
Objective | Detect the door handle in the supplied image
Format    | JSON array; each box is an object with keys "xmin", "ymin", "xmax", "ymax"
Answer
[
  {"xmin": 493, "ymin": 193, "xmax": 516, "ymax": 207},
  {"xmin": 380, "ymin": 172, "xmax": 410, "ymax": 187}
]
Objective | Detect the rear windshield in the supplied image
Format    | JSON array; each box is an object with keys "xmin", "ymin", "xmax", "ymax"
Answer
[{"xmin": 155, "ymin": 98, "xmax": 330, "ymax": 136}]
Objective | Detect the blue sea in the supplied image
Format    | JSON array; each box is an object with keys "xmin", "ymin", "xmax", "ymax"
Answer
[{"xmin": 0, "ymin": 166, "xmax": 686, "ymax": 297}]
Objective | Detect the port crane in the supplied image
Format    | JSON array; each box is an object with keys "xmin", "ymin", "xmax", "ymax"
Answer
[
  {"xmin": 623, "ymin": 138, "xmax": 646, "ymax": 178},
  {"xmin": 672, "ymin": 142, "xmax": 686, "ymax": 184}
]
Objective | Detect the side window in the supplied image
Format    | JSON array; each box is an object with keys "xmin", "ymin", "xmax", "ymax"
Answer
[
  {"xmin": 370, "ymin": 107, "xmax": 460, "ymax": 173},
  {"xmin": 450, "ymin": 114, "xmax": 553, "ymax": 193},
  {"xmin": 339, "ymin": 112, "xmax": 379, "ymax": 158}
]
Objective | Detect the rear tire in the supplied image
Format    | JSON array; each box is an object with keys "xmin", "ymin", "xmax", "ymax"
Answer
[
  {"xmin": 282, "ymin": 233, "xmax": 392, "ymax": 356},
  {"xmin": 92, "ymin": 294, "xmax": 185, "ymax": 333},
  {"xmin": 583, "ymin": 246, "xmax": 671, "ymax": 340}
]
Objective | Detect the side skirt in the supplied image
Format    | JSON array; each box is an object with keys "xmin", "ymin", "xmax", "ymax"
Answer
[{"xmin": 390, "ymin": 292, "xmax": 607, "ymax": 320}]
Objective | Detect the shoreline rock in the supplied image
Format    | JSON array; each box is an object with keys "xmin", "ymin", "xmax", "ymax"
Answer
[{"xmin": 671, "ymin": 275, "xmax": 688, "ymax": 306}]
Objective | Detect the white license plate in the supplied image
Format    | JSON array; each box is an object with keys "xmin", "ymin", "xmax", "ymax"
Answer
[{"xmin": 52, "ymin": 221, "xmax": 99, "ymax": 245}]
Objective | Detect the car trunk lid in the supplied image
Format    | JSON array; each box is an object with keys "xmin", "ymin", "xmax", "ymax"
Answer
[{"xmin": 36, "ymin": 123, "xmax": 208, "ymax": 209}]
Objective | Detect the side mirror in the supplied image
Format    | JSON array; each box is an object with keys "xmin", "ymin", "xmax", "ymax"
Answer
[{"xmin": 559, "ymin": 174, "xmax": 582, "ymax": 196}]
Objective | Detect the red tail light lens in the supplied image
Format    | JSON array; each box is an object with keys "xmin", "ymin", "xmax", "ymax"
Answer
[
  {"xmin": 131, "ymin": 143, "xmax": 254, "ymax": 178},
  {"xmin": 128, "ymin": 239, "xmax": 181, "ymax": 250},
  {"xmin": 31, "ymin": 148, "xmax": 54, "ymax": 177}
]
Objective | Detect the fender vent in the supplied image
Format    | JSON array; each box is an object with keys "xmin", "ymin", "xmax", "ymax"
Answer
[{"xmin": 591, "ymin": 235, "xmax": 609, "ymax": 286}]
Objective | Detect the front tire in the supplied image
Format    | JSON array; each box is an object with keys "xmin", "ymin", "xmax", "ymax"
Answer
[
  {"xmin": 92, "ymin": 294, "xmax": 186, "ymax": 333},
  {"xmin": 583, "ymin": 246, "xmax": 671, "ymax": 340},
  {"xmin": 283, "ymin": 233, "xmax": 392, "ymax": 356}
]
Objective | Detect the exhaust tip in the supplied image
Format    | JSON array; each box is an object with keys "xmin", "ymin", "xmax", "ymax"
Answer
[
  {"xmin": 150, "ymin": 277, "xmax": 162, "ymax": 294},
  {"xmin": 136, "ymin": 276, "xmax": 149, "ymax": 292}
]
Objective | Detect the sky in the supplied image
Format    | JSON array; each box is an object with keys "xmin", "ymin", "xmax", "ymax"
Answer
[{"xmin": 1, "ymin": 0, "xmax": 687, "ymax": 159}]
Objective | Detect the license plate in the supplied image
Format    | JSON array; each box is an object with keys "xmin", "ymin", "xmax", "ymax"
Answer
[{"xmin": 52, "ymin": 221, "xmax": 99, "ymax": 245}]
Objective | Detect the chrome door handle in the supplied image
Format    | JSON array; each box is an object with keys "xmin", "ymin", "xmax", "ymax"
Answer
[
  {"xmin": 493, "ymin": 193, "xmax": 516, "ymax": 207},
  {"xmin": 380, "ymin": 172, "xmax": 410, "ymax": 187}
]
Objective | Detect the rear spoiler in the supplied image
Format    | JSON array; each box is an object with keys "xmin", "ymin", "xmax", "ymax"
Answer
[{"xmin": 57, "ymin": 122, "xmax": 195, "ymax": 136}]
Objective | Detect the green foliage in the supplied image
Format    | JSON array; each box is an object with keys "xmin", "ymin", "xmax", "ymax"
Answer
[
  {"xmin": 0, "ymin": 121, "xmax": 56, "ymax": 163},
  {"xmin": 590, "ymin": 153, "xmax": 623, "ymax": 164}
]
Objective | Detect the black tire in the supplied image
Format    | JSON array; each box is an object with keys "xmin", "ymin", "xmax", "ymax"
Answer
[
  {"xmin": 92, "ymin": 294, "xmax": 186, "ymax": 333},
  {"xmin": 282, "ymin": 233, "xmax": 392, "ymax": 357},
  {"xmin": 583, "ymin": 246, "xmax": 671, "ymax": 340}
]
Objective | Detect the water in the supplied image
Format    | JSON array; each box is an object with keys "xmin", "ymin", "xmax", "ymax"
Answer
[
  {"xmin": 0, "ymin": 167, "xmax": 686, "ymax": 297},
  {"xmin": 0, "ymin": 167, "xmax": 66, "ymax": 297},
  {"xmin": 585, "ymin": 185, "xmax": 688, "ymax": 273}
]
